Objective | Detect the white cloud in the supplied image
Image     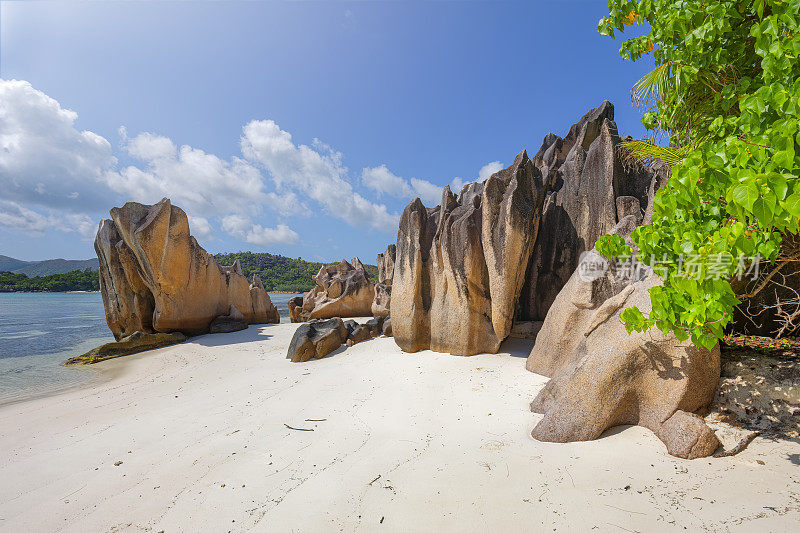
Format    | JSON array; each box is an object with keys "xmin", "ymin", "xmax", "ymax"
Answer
[
  {"xmin": 241, "ymin": 119, "xmax": 398, "ymax": 232},
  {"xmin": 450, "ymin": 177, "xmax": 465, "ymax": 192},
  {"xmin": 188, "ymin": 215, "xmax": 213, "ymax": 241},
  {"xmin": 0, "ymin": 199, "xmax": 95, "ymax": 239},
  {"xmin": 64, "ymin": 213, "xmax": 97, "ymax": 239},
  {"xmin": 0, "ymin": 79, "xmax": 117, "ymax": 211},
  {"xmin": 361, "ymin": 165, "xmax": 413, "ymax": 198},
  {"xmin": 360, "ymin": 160, "xmax": 505, "ymax": 207},
  {"xmin": 478, "ymin": 161, "xmax": 503, "ymax": 181},
  {"xmin": 120, "ymin": 128, "xmax": 176, "ymax": 160},
  {"xmin": 0, "ymin": 200, "xmax": 49, "ymax": 235},
  {"xmin": 361, "ymin": 165, "xmax": 443, "ymax": 206},
  {"xmin": 409, "ymin": 178, "xmax": 443, "ymax": 206},
  {"xmin": 108, "ymin": 131, "xmax": 268, "ymax": 217},
  {"xmin": 222, "ymin": 214, "xmax": 299, "ymax": 246}
]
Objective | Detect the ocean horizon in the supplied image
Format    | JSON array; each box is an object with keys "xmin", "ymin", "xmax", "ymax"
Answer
[{"xmin": 0, "ymin": 291, "xmax": 299, "ymax": 404}]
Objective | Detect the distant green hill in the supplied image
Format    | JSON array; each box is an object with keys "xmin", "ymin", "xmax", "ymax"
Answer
[
  {"xmin": 0, "ymin": 269, "xmax": 100, "ymax": 292},
  {"xmin": 0, "ymin": 255, "xmax": 99, "ymax": 276},
  {"xmin": 0, "ymin": 255, "xmax": 29, "ymax": 272},
  {"xmin": 214, "ymin": 252, "xmax": 378, "ymax": 293}
]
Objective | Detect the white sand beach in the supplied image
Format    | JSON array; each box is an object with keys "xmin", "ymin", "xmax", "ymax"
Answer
[{"xmin": 1, "ymin": 321, "xmax": 798, "ymax": 532}]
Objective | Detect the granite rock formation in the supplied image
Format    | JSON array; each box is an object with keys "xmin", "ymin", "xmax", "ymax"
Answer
[
  {"xmin": 287, "ymin": 318, "xmax": 348, "ymax": 362},
  {"xmin": 65, "ymin": 331, "xmax": 186, "ymax": 365},
  {"xmin": 392, "ymin": 150, "xmax": 546, "ymax": 355},
  {"xmin": 288, "ymin": 316, "xmax": 386, "ymax": 361},
  {"xmin": 372, "ymin": 244, "xmax": 396, "ymax": 318},
  {"xmin": 95, "ymin": 198, "xmax": 279, "ymax": 339},
  {"xmin": 346, "ymin": 316, "xmax": 385, "ymax": 346},
  {"xmin": 294, "ymin": 258, "xmax": 375, "ymax": 321},
  {"xmin": 288, "ymin": 296, "xmax": 304, "ymax": 323},
  {"xmin": 517, "ymin": 100, "xmax": 664, "ymax": 321},
  {"xmin": 526, "ymin": 220, "xmax": 721, "ymax": 459}
]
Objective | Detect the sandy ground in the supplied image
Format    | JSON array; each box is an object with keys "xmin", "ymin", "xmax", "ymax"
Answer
[{"xmin": 0, "ymin": 321, "xmax": 798, "ymax": 532}]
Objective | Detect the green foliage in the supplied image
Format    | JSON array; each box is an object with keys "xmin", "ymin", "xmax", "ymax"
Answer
[
  {"xmin": 599, "ymin": 0, "xmax": 800, "ymax": 350},
  {"xmin": 214, "ymin": 252, "xmax": 378, "ymax": 292},
  {"xmin": 0, "ymin": 269, "xmax": 100, "ymax": 292},
  {"xmin": 596, "ymin": 233, "xmax": 633, "ymax": 261}
]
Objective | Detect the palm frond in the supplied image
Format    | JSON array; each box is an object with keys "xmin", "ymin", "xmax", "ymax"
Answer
[
  {"xmin": 631, "ymin": 62, "xmax": 673, "ymax": 109},
  {"xmin": 618, "ymin": 139, "xmax": 692, "ymax": 168}
]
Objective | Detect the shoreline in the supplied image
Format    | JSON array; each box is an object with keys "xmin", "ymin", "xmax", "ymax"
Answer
[{"xmin": 0, "ymin": 322, "xmax": 798, "ymax": 531}]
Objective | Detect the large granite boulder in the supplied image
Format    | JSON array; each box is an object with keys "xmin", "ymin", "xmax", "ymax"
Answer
[
  {"xmin": 287, "ymin": 318, "xmax": 348, "ymax": 362},
  {"xmin": 526, "ymin": 221, "xmax": 721, "ymax": 459},
  {"xmin": 517, "ymin": 101, "xmax": 662, "ymax": 321},
  {"xmin": 295, "ymin": 258, "xmax": 375, "ymax": 321},
  {"xmin": 372, "ymin": 244, "xmax": 395, "ymax": 318},
  {"xmin": 95, "ymin": 198, "xmax": 280, "ymax": 339},
  {"xmin": 392, "ymin": 150, "xmax": 546, "ymax": 355}
]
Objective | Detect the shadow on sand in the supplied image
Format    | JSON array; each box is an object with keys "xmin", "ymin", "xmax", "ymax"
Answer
[
  {"xmin": 500, "ymin": 337, "xmax": 536, "ymax": 359},
  {"xmin": 187, "ymin": 324, "xmax": 279, "ymax": 348}
]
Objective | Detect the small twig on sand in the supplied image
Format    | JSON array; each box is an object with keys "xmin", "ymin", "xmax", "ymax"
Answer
[
  {"xmin": 284, "ymin": 423, "xmax": 314, "ymax": 432},
  {"xmin": 713, "ymin": 431, "xmax": 761, "ymax": 458},
  {"xmin": 305, "ymin": 418, "xmax": 327, "ymax": 422},
  {"xmin": 607, "ymin": 524, "xmax": 642, "ymax": 533},
  {"xmin": 369, "ymin": 475, "xmax": 381, "ymax": 485},
  {"xmin": 604, "ymin": 504, "xmax": 646, "ymax": 515}
]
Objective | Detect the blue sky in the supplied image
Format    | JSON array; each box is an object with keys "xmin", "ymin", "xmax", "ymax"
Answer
[{"xmin": 0, "ymin": 1, "xmax": 652, "ymax": 263}]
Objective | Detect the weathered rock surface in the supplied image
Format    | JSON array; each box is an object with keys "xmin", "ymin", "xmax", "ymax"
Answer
[
  {"xmin": 381, "ymin": 317, "xmax": 392, "ymax": 337},
  {"xmin": 288, "ymin": 316, "xmax": 386, "ymax": 360},
  {"xmin": 517, "ymin": 101, "xmax": 664, "ymax": 321},
  {"xmin": 345, "ymin": 316, "xmax": 384, "ymax": 347},
  {"xmin": 372, "ymin": 244, "xmax": 395, "ymax": 318},
  {"xmin": 65, "ymin": 331, "xmax": 186, "ymax": 365},
  {"xmin": 287, "ymin": 318, "xmax": 348, "ymax": 362},
  {"xmin": 392, "ymin": 150, "xmax": 546, "ymax": 355},
  {"xmin": 346, "ymin": 324, "xmax": 373, "ymax": 347},
  {"xmin": 526, "ymin": 225, "xmax": 721, "ymax": 459},
  {"xmin": 295, "ymin": 258, "xmax": 375, "ymax": 321},
  {"xmin": 288, "ymin": 296, "xmax": 304, "ymax": 323},
  {"xmin": 96, "ymin": 198, "xmax": 279, "ymax": 339}
]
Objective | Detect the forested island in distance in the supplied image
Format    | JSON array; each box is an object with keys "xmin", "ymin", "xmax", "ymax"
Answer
[
  {"xmin": 0, "ymin": 269, "xmax": 101, "ymax": 292},
  {"xmin": 0, "ymin": 252, "xmax": 378, "ymax": 293}
]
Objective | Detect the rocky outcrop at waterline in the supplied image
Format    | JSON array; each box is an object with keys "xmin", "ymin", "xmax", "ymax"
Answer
[
  {"xmin": 95, "ymin": 198, "xmax": 280, "ymax": 340},
  {"xmin": 291, "ymin": 258, "xmax": 375, "ymax": 321},
  {"xmin": 65, "ymin": 331, "xmax": 187, "ymax": 365}
]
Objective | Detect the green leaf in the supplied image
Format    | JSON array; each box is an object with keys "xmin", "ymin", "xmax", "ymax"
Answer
[
  {"xmin": 768, "ymin": 173, "xmax": 789, "ymax": 200},
  {"xmin": 707, "ymin": 154, "xmax": 725, "ymax": 169},
  {"xmin": 753, "ymin": 197, "xmax": 774, "ymax": 226},
  {"xmin": 732, "ymin": 182, "xmax": 759, "ymax": 210},
  {"xmin": 783, "ymin": 192, "xmax": 800, "ymax": 217}
]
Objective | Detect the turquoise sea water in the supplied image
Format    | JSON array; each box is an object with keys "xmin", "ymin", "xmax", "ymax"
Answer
[{"xmin": 0, "ymin": 292, "xmax": 299, "ymax": 404}]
